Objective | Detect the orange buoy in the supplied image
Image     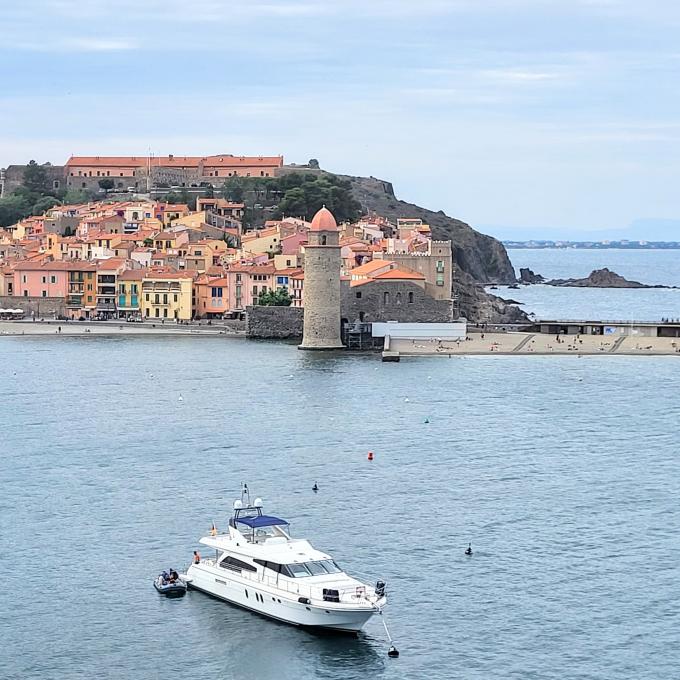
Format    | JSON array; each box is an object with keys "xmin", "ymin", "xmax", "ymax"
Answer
[{"xmin": 367, "ymin": 451, "xmax": 374, "ymax": 461}]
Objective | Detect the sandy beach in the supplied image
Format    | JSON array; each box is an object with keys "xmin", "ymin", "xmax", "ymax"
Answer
[
  {"xmin": 0, "ymin": 320, "xmax": 244, "ymax": 337},
  {"xmin": 389, "ymin": 332, "xmax": 680, "ymax": 356}
]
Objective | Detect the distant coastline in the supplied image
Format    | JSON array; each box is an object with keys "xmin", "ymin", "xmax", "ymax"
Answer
[{"xmin": 505, "ymin": 240, "xmax": 680, "ymax": 250}]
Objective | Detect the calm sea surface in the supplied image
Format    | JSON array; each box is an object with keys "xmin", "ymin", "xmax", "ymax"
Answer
[
  {"xmin": 1, "ymin": 337, "xmax": 679, "ymax": 680},
  {"xmin": 504, "ymin": 249, "xmax": 680, "ymax": 320}
]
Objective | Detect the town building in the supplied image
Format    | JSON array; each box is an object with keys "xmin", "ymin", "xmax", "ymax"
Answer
[{"xmin": 140, "ymin": 270, "xmax": 193, "ymax": 320}]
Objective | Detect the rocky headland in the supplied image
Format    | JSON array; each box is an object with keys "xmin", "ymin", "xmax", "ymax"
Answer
[{"xmin": 343, "ymin": 174, "xmax": 527, "ymax": 323}]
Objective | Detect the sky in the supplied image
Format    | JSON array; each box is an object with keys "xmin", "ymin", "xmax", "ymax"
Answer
[{"xmin": 2, "ymin": 0, "xmax": 680, "ymax": 240}]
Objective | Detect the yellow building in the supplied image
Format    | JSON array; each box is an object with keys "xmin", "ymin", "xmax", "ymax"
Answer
[
  {"xmin": 241, "ymin": 226, "xmax": 281, "ymax": 256},
  {"xmin": 141, "ymin": 270, "xmax": 194, "ymax": 320},
  {"xmin": 274, "ymin": 253, "xmax": 300, "ymax": 270},
  {"xmin": 117, "ymin": 269, "xmax": 144, "ymax": 318}
]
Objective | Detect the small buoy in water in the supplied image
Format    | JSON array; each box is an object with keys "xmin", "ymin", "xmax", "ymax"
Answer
[
  {"xmin": 388, "ymin": 646, "xmax": 400, "ymax": 658},
  {"xmin": 367, "ymin": 451, "xmax": 374, "ymax": 461},
  {"xmin": 465, "ymin": 542, "xmax": 473, "ymax": 556},
  {"xmin": 312, "ymin": 483, "xmax": 319, "ymax": 492},
  {"xmin": 404, "ymin": 397, "xmax": 410, "ymax": 403},
  {"xmin": 178, "ymin": 394, "xmax": 183, "ymax": 402},
  {"xmin": 424, "ymin": 418, "xmax": 430, "ymax": 424}
]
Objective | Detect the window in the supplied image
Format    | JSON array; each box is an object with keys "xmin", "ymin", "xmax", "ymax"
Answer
[
  {"xmin": 408, "ymin": 291, "xmax": 414, "ymax": 303},
  {"xmin": 321, "ymin": 235, "xmax": 327, "ymax": 245},
  {"xmin": 88, "ymin": 284, "xmax": 92, "ymax": 291},
  {"xmin": 436, "ymin": 274, "xmax": 444, "ymax": 286},
  {"xmin": 252, "ymin": 286, "xmax": 258, "ymax": 295},
  {"xmin": 145, "ymin": 293, "xmax": 149, "ymax": 302},
  {"xmin": 42, "ymin": 291, "xmax": 47, "ymax": 297},
  {"xmin": 383, "ymin": 292, "xmax": 390, "ymax": 305},
  {"xmin": 236, "ymin": 274, "xmax": 242, "ymax": 282},
  {"xmin": 287, "ymin": 563, "xmax": 312, "ymax": 578},
  {"xmin": 173, "ymin": 294, "xmax": 177, "ymax": 302},
  {"xmin": 396, "ymin": 292, "xmax": 402, "ymax": 305},
  {"xmin": 163, "ymin": 293, "xmax": 168, "ymax": 304},
  {"xmin": 211, "ymin": 287, "xmax": 223, "ymax": 298},
  {"xmin": 42, "ymin": 276, "xmax": 47, "ymax": 284},
  {"xmin": 24, "ymin": 290, "xmax": 28, "ymax": 297},
  {"xmin": 163, "ymin": 308, "xmax": 168, "ymax": 318},
  {"xmin": 155, "ymin": 294, "xmax": 160, "ymax": 304},
  {"xmin": 131, "ymin": 284, "xmax": 138, "ymax": 294},
  {"xmin": 220, "ymin": 556, "xmax": 257, "ymax": 572},
  {"xmin": 436, "ymin": 260, "xmax": 445, "ymax": 273},
  {"xmin": 51, "ymin": 276, "xmax": 56, "ymax": 284},
  {"xmin": 22, "ymin": 275, "xmax": 26, "ymax": 283},
  {"xmin": 355, "ymin": 291, "xmax": 362, "ymax": 299},
  {"xmin": 119, "ymin": 284, "xmax": 126, "ymax": 294},
  {"xmin": 155, "ymin": 308, "xmax": 159, "ymax": 318}
]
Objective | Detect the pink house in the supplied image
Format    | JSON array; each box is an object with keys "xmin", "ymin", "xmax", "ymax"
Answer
[
  {"xmin": 224, "ymin": 263, "xmax": 276, "ymax": 312},
  {"xmin": 13, "ymin": 261, "xmax": 70, "ymax": 298},
  {"xmin": 194, "ymin": 275, "xmax": 229, "ymax": 318},
  {"xmin": 281, "ymin": 231, "xmax": 307, "ymax": 255}
]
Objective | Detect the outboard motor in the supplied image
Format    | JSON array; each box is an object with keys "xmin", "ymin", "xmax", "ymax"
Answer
[{"xmin": 375, "ymin": 580, "xmax": 386, "ymax": 598}]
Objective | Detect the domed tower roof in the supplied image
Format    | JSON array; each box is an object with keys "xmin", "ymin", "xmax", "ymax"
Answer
[{"xmin": 310, "ymin": 206, "xmax": 338, "ymax": 231}]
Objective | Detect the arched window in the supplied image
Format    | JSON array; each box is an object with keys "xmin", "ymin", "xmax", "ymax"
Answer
[
  {"xmin": 321, "ymin": 235, "xmax": 327, "ymax": 245},
  {"xmin": 383, "ymin": 291, "xmax": 390, "ymax": 305},
  {"xmin": 395, "ymin": 292, "xmax": 402, "ymax": 305},
  {"xmin": 408, "ymin": 291, "xmax": 414, "ymax": 303}
]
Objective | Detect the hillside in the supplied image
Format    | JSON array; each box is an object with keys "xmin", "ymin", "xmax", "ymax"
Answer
[{"xmin": 340, "ymin": 174, "xmax": 527, "ymax": 323}]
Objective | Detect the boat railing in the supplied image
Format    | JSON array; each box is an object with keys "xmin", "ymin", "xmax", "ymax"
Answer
[{"xmin": 219, "ymin": 566, "xmax": 376, "ymax": 605}]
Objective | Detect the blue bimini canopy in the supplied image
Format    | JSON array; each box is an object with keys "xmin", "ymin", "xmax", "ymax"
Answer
[{"xmin": 235, "ymin": 515, "xmax": 289, "ymax": 529}]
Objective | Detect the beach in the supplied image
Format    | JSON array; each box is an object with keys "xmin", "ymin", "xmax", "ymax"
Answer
[
  {"xmin": 389, "ymin": 332, "xmax": 680, "ymax": 356},
  {"xmin": 0, "ymin": 320, "xmax": 243, "ymax": 337}
]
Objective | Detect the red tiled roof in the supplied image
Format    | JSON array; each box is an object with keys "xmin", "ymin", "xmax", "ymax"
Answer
[{"xmin": 66, "ymin": 155, "xmax": 283, "ymax": 169}]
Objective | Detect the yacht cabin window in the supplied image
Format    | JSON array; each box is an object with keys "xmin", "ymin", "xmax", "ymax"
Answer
[{"xmin": 219, "ymin": 556, "xmax": 257, "ymax": 572}]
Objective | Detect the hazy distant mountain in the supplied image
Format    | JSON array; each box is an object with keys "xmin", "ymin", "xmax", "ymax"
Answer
[{"xmin": 483, "ymin": 218, "xmax": 680, "ymax": 243}]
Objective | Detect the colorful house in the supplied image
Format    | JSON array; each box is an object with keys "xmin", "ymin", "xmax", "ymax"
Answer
[
  {"xmin": 117, "ymin": 269, "xmax": 144, "ymax": 318},
  {"xmin": 194, "ymin": 275, "xmax": 229, "ymax": 318},
  {"xmin": 141, "ymin": 269, "xmax": 193, "ymax": 320}
]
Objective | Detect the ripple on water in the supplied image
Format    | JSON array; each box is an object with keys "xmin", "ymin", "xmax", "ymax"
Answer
[{"xmin": 1, "ymin": 338, "xmax": 679, "ymax": 679}]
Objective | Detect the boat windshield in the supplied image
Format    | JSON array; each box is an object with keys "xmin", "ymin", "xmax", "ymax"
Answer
[{"xmin": 287, "ymin": 560, "xmax": 343, "ymax": 578}]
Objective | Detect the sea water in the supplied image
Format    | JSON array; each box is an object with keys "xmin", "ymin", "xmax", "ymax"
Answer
[
  {"xmin": 1, "ymin": 336, "xmax": 679, "ymax": 679},
  {"xmin": 503, "ymin": 249, "xmax": 680, "ymax": 320}
]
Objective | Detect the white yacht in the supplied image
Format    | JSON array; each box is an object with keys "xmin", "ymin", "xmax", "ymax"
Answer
[{"xmin": 186, "ymin": 488, "xmax": 387, "ymax": 633}]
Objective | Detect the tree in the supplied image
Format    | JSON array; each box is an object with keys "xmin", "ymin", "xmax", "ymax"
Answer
[
  {"xmin": 220, "ymin": 177, "xmax": 244, "ymax": 202},
  {"xmin": 62, "ymin": 188, "xmax": 93, "ymax": 204},
  {"xmin": 23, "ymin": 160, "xmax": 51, "ymax": 195},
  {"xmin": 258, "ymin": 288, "xmax": 292, "ymax": 306},
  {"xmin": 98, "ymin": 178, "xmax": 115, "ymax": 195},
  {"xmin": 308, "ymin": 158, "xmax": 320, "ymax": 169},
  {"xmin": 0, "ymin": 195, "xmax": 31, "ymax": 227},
  {"xmin": 204, "ymin": 184, "xmax": 215, "ymax": 199},
  {"xmin": 143, "ymin": 237, "xmax": 154, "ymax": 247},
  {"xmin": 32, "ymin": 196, "xmax": 60, "ymax": 215}
]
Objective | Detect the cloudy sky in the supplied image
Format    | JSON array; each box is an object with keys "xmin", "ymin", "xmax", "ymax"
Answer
[{"xmin": 2, "ymin": 0, "xmax": 680, "ymax": 239}]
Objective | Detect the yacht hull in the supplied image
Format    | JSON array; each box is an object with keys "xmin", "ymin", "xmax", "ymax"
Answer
[{"xmin": 187, "ymin": 564, "xmax": 376, "ymax": 633}]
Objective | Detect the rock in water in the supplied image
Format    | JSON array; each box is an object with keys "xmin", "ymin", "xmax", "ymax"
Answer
[
  {"xmin": 547, "ymin": 268, "xmax": 670, "ymax": 288},
  {"xmin": 519, "ymin": 268, "xmax": 545, "ymax": 284}
]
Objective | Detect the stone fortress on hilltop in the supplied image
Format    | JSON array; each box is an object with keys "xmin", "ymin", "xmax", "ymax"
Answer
[{"xmin": 1, "ymin": 155, "xmax": 284, "ymax": 197}]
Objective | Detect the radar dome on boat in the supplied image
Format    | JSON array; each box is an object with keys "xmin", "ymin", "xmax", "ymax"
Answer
[
  {"xmin": 233, "ymin": 500, "xmax": 243, "ymax": 510},
  {"xmin": 253, "ymin": 497, "xmax": 263, "ymax": 508}
]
